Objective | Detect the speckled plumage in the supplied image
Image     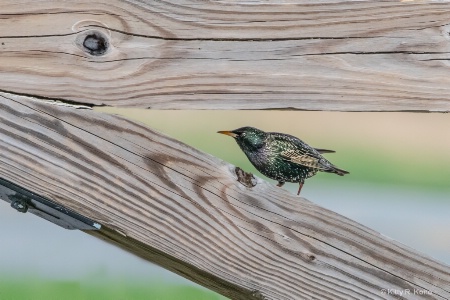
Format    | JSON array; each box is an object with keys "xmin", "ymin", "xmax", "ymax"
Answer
[{"xmin": 218, "ymin": 126, "xmax": 349, "ymax": 195}]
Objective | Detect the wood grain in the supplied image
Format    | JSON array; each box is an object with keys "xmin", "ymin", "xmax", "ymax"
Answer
[
  {"xmin": 1, "ymin": 94, "xmax": 449, "ymax": 299},
  {"xmin": 1, "ymin": 0, "xmax": 450, "ymax": 111}
]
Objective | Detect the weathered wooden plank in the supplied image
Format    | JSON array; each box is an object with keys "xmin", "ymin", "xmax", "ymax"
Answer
[
  {"xmin": 1, "ymin": 0, "xmax": 450, "ymax": 111},
  {"xmin": 1, "ymin": 93, "xmax": 449, "ymax": 300}
]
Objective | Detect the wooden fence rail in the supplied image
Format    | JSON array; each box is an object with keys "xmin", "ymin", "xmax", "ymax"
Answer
[
  {"xmin": 2, "ymin": 1, "xmax": 450, "ymax": 299},
  {"xmin": 1, "ymin": 0, "xmax": 450, "ymax": 111},
  {"xmin": 1, "ymin": 94, "xmax": 449, "ymax": 300}
]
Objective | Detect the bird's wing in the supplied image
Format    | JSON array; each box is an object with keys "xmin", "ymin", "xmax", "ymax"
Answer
[
  {"xmin": 280, "ymin": 150, "xmax": 324, "ymax": 168},
  {"xmin": 272, "ymin": 134, "xmax": 331, "ymax": 170}
]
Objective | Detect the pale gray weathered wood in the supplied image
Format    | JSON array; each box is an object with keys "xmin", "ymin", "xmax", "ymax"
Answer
[
  {"xmin": 1, "ymin": 0, "xmax": 450, "ymax": 111},
  {"xmin": 0, "ymin": 94, "xmax": 449, "ymax": 300}
]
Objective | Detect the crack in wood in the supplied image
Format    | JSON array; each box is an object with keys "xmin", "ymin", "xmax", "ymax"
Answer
[
  {"xmin": 88, "ymin": 24, "xmax": 390, "ymax": 42},
  {"xmin": 297, "ymin": 51, "xmax": 450, "ymax": 56},
  {"xmin": 0, "ymin": 90, "xmax": 94, "ymax": 109}
]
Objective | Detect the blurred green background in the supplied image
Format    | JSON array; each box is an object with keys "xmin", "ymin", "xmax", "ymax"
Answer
[{"xmin": 1, "ymin": 109, "xmax": 449, "ymax": 300}]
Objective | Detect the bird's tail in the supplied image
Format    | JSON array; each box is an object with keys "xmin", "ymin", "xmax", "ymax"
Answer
[{"xmin": 326, "ymin": 165, "xmax": 349, "ymax": 176}]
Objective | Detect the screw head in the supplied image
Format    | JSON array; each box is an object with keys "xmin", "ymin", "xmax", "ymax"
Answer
[{"xmin": 11, "ymin": 199, "xmax": 28, "ymax": 213}]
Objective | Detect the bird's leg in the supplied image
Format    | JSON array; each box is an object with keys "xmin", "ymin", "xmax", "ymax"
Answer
[
  {"xmin": 297, "ymin": 180, "xmax": 304, "ymax": 195},
  {"xmin": 277, "ymin": 181, "xmax": 285, "ymax": 187}
]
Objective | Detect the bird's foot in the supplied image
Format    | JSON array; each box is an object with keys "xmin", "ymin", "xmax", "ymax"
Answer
[{"xmin": 277, "ymin": 181, "xmax": 285, "ymax": 187}]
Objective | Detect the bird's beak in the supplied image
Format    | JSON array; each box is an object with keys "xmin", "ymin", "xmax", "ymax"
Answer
[{"xmin": 217, "ymin": 130, "xmax": 238, "ymax": 138}]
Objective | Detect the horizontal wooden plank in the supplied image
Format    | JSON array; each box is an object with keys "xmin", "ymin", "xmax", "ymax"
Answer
[
  {"xmin": 1, "ymin": 0, "xmax": 450, "ymax": 111},
  {"xmin": 1, "ymin": 93, "xmax": 449, "ymax": 299}
]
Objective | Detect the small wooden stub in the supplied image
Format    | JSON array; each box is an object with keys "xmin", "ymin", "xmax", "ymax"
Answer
[{"xmin": 235, "ymin": 167, "xmax": 257, "ymax": 188}]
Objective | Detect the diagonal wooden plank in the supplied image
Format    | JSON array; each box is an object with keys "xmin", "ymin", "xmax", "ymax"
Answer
[{"xmin": 0, "ymin": 93, "xmax": 449, "ymax": 299}]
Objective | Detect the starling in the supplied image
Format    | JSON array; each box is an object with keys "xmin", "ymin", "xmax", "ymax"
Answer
[{"xmin": 218, "ymin": 126, "xmax": 349, "ymax": 195}]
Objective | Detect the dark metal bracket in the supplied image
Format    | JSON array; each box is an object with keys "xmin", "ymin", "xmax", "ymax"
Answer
[{"xmin": 0, "ymin": 177, "xmax": 101, "ymax": 230}]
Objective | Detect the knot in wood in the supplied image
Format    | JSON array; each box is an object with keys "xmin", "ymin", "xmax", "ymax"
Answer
[
  {"xmin": 235, "ymin": 167, "xmax": 257, "ymax": 188},
  {"xmin": 82, "ymin": 32, "xmax": 108, "ymax": 56},
  {"xmin": 302, "ymin": 252, "xmax": 317, "ymax": 262},
  {"xmin": 307, "ymin": 253, "xmax": 316, "ymax": 261}
]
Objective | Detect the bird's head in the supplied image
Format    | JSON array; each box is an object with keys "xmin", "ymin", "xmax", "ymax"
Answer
[{"xmin": 218, "ymin": 126, "xmax": 268, "ymax": 151}]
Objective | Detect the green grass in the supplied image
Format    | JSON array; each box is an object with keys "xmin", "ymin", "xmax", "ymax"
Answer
[{"xmin": 0, "ymin": 276, "xmax": 226, "ymax": 300}]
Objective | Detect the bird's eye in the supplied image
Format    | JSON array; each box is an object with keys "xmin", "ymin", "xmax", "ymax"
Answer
[{"xmin": 240, "ymin": 132, "xmax": 246, "ymax": 137}]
